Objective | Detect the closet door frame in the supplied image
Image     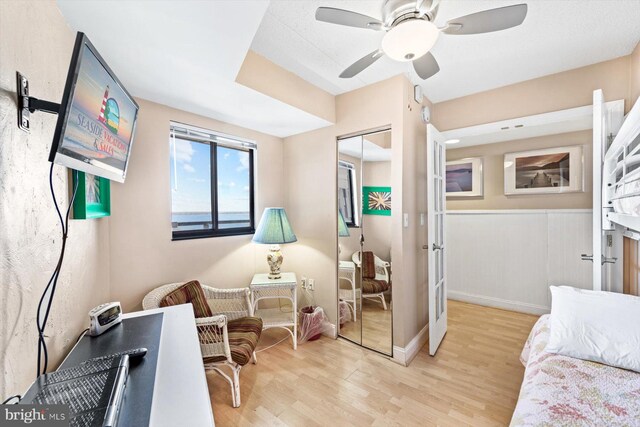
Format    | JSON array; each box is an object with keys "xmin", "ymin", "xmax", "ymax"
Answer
[{"xmin": 336, "ymin": 126, "xmax": 393, "ymax": 356}]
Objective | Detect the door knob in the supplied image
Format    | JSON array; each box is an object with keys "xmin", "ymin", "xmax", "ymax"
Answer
[
  {"xmin": 422, "ymin": 245, "xmax": 428, "ymax": 250},
  {"xmin": 432, "ymin": 243, "xmax": 444, "ymax": 251}
]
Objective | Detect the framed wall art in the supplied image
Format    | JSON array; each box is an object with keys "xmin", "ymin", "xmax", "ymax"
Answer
[
  {"xmin": 446, "ymin": 158, "xmax": 483, "ymax": 197},
  {"xmin": 362, "ymin": 186, "xmax": 391, "ymax": 216},
  {"xmin": 504, "ymin": 145, "xmax": 583, "ymax": 195},
  {"xmin": 72, "ymin": 170, "xmax": 111, "ymax": 219}
]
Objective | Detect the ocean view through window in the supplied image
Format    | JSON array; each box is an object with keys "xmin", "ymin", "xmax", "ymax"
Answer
[{"xmin": 170, "ymin": 122, "xmax": 255, "ymax": 239}]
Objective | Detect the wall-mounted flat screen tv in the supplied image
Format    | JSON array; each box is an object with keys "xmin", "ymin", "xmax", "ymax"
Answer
[{"xmin": 49, "ymin": 32, "xmax": 139, "ymax": 183}]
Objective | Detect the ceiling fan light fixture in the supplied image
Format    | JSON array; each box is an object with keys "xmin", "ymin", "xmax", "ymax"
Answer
[{"xmin": 381, "ymin": 19, "xmax": 439, "ymax": 62}]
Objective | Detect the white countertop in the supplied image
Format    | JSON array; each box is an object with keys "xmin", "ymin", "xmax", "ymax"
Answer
[{"xmin": 125, "ymin": 304, "xmax": 215, "ymax": 427}]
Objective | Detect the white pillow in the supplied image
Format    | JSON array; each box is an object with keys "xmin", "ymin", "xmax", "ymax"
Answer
[{"xmin": 546, "ymin": 286, "xmax": 640, "ymax": 372}]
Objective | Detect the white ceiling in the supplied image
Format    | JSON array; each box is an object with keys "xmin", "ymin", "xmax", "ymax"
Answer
[
  {"xmin": 251, "ymin": 0, "xmax": 640, "ymax": 102},
  {"xmin": 339, "ymin": 137, "xmax": 392, "ymax": 161},
  {"xmin": 56, "ymin": 0, "xmax": 332, "ymax": 138}
]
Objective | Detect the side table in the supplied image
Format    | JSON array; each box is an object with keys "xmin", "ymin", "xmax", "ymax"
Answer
[{"xmin": 250, "ymin": 272, "xmax": 298, "ymax": 350}]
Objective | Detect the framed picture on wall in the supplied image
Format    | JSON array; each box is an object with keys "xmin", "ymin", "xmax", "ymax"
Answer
[
  {"xmin": 446, "ymin": 158, "xmax": 483, "ymax": 197},
  {"xmin": 504, "ymin": 145, "xmax": 584, "ymax": 195},
  {"xmin": 71, "ymin": 170, "xmax": 111, "ymax": 219},
  {"xmin": 363, "ymin": 186, "xmax": 391, "ymax": 216}
]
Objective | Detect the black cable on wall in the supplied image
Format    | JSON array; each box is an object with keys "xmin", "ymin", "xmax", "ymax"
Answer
[{"xmin": 36, "ymin": 164, "xmax": 78, "ymax": 377}]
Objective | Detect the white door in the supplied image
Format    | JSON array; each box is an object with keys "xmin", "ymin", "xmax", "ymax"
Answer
[
  {"xmin": 589, "ymin": 91, "xmax": 626, "ymax": 291},
  {"xmin": 590, "ymin": 89, "xmax": 605, "ymax": 291},
  {"xmin": 590, "ymin": 92, "xmax": 626, "ymax": 291},
  {"xmin": 427, "ymin": 124, "xmax": 447, "ymax": 355}
]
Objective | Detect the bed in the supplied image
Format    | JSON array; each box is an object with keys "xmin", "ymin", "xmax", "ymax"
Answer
[{"xmin": 510, "ymin": 315, "xmax": 640, "ymax": 426}]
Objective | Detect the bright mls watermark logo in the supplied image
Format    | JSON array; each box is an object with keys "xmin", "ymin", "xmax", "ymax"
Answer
[{"xmin": 0, "ymin": 405, "xmax": 68, "ymax": 426}]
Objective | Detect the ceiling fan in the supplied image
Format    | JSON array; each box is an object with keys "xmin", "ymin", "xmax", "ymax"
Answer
[{"xmin": 315, "ymin": 0, "xmax": 528, "ymax": 80}]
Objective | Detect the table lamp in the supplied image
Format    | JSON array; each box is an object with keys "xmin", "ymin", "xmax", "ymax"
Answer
[
  {"xmin": 338, "ymin": 211, "xmax": 350, "ymax": 255},
  {"xmin": 253, "ymin": 208, "xmax": 297, "ymax": 279},
  {"xmin": 338, "ymin": 211, "xmax": 350, "ymax": 237}
]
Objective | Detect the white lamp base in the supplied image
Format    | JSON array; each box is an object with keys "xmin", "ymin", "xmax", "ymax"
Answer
[{"xmin": 267, "ymin": 245, "xmax": 283, "ymax": 279}]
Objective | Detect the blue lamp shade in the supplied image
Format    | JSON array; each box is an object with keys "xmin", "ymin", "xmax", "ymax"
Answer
[
  {"xmin": 338, "ymin": 211, "xmax": 350, "ymax": 237},
  {"xmin": 252, "ymin": 208, "xmax": 297, "ymax": 245}
]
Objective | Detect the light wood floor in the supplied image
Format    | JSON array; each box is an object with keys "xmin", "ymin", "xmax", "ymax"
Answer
[
  {"xmin": 339, "ymin": 296, "xmax": 392, "ymax": 354},
  {"xmin": 208, "ymin": 300, "xmax": 538, "ymax": 426}
]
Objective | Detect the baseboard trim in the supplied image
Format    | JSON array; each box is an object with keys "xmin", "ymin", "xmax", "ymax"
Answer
[
  {"xmin": 392, "ymin": 322, "xmax": 429, "ymax": 366},
  {"xmin": 448, "ymin": 290, "xmax": 550, "ymax": 315}
]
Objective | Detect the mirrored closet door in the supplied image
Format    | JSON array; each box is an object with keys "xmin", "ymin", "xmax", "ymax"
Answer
[{"xmin": 337, "ymin": 129, "xmax": 392, "ymax": 355}]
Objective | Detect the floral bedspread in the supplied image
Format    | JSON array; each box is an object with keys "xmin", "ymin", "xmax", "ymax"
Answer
[{"xmin": 510, "ymin": 315, "xmax": 640, "ymax": 426}]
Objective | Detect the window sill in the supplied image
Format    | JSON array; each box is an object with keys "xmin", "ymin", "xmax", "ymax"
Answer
[{"xmin": 171, "ymin": 228, "xmax": 255, "ymax": 241}]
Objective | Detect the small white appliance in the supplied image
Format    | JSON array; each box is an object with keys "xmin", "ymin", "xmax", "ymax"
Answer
[{"xmin": 89, "ymin": 302, "xmax": 123, "ymax": 336}]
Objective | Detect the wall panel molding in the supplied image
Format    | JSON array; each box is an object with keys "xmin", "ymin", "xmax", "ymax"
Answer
[{"xmin": 446, "ymin": 209, "xmax": 592, "ymax": 314}]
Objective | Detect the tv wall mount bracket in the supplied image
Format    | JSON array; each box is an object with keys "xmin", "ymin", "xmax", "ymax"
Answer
[{"xmin": 16, "ymin": 71, "xmax": 60, "ymax": 133}]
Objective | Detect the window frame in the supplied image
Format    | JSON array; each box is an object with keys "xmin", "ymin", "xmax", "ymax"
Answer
[
  {"xmin": 338, "ymin": 160, "xmax": 359, "ymax": 228},
  {"xmin": 170, "ymin": 122, "xmax": 256, "ymax": 241}
]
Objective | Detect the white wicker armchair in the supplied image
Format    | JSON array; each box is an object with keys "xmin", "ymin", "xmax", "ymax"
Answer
[{"xmin": 142, "ymin": 283, "xmax": 260, "ymax": 408}]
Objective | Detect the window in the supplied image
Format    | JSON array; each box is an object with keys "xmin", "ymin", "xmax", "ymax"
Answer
[
  {"xmin": 170, "ymin": 123, "xmax": 255, "ymax": 239},
  {"xmin": 338, "ymin": 160, "xmax": 359, "ymax": 227}
]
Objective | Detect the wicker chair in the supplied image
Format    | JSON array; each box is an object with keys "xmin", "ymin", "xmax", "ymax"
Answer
[
  {"xmin": 142, "ymin": 283, "xmax": 260, "ymax": 408},
  {"xmin": 352, "ymin": 251, "xmax": 391, "ymax": 310}
]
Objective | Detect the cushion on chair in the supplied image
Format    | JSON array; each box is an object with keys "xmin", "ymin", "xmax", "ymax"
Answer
[
  {"xmin": 159, "ymin": 280, "xmax": 213, "ymax": 319},
  {"xmin": 203, "ymin": 316, "xmax": 263, "ymax": 366},
  {"xmin": 362, "ymin": 278, "xmax": 390, "ymax": 294},
  {"xmin": 361, "ymin": 251, "xmax": 377, "ymax": 279}
]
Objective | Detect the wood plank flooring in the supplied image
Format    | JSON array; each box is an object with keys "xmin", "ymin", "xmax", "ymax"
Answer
[
  {"xmin": 208, "ymin": 300, "xmax": 539, "ymax": 426},
  {"xmin": 339, "ymin": 296, "xmax": 393, "ymax": 354}
]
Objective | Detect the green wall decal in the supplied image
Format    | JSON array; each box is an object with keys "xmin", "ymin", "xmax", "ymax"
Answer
[{"xmin": 72, "ymin": 170, "xmax": 111, "ymax": 219}]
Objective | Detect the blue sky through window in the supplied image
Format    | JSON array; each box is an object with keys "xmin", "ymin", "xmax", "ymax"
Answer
[
  {"xmin": 217, "ymin": 146, "xmax": 251, "ymax": 214},
  {"xmin": 171, "ymin": 138, "xmax": 211, "ymax": 215},
  {"xmin": 171, "ymin": 138, "xmax": 251, "ymax": 222}
]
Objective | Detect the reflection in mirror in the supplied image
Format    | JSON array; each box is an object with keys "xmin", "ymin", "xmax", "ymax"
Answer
[
  {"xmin": 359, "ymin": 130, "xmax": 392, "ymax": 355},
  {"xmin": 337, "ymin": 129, "xmax": 392, "ymax": 355},
  {"xmin": 338, "ymin": 136, "xmax": 362, "ymax": 345}
]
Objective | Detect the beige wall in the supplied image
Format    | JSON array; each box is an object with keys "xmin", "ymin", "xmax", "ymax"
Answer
[
  {"xmin": 0, "ymin": 0, "xmax": 111, "ymax": 397},
  {"xmin": 108, "ymin": 99, "xmax": 285, "ymax": 311},
  {"xmin": 236, "ymin": 51, "xmax": 336, "ymax": 124},
  {"xmin": 631, "ymin": 41, "xmax": 640, "ymax": 106},
  {"xmin": 435, "ymin": 54, "xmax": 638, "ymax": 211},
  {"xmin": 433, "ymin": 56, "xmax": 632, "ymax": 131},
  {"xmin": 447, "ymin": 131, "xmax": 593, "ymax": 210},
  {"xmin": 401, "ymin": 80, "xmax": 430, "ymax": 345},
  {"xmin": 283, "ymin": 75, "xmax": 428, "ymax": 348}
]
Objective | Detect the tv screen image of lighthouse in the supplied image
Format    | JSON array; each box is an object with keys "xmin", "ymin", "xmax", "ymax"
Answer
[{"xmin": 59, "ymin": 45, "xmax": 137, "ymax": 173}]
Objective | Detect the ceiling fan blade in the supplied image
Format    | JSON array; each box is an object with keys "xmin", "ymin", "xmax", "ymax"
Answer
[
  {"xmin": 413, "ymin": 52, "xmax": 440, "ymax": 80},
  {"xmin": 443, "ymin": 4, "xmax": 527, "ymax": 35},
  {"xmin": 316, "ymin": 7, "xmax": 383, "ymax": 30},
  {"xmin": 340, "ymin": 50, "xmax": 385, "ymax": 78}
]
